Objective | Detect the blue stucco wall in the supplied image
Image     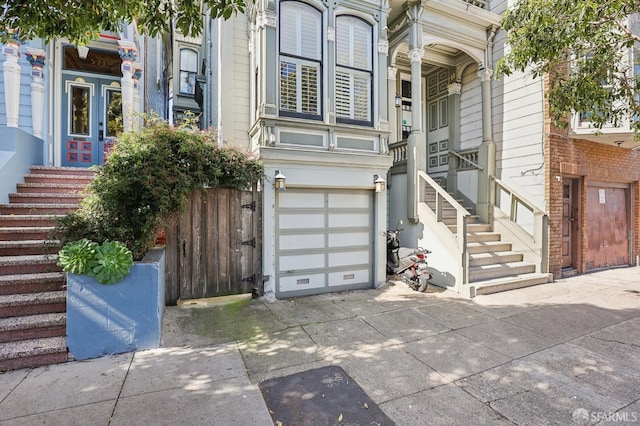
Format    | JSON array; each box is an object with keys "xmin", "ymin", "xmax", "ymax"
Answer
[
  {"xmin": 66, "ymin": 248, "xmax": 166, "ymax": 360},
  {"xmin": 0, "ymin": 127, "xmax": 44, "ymax": 203}
]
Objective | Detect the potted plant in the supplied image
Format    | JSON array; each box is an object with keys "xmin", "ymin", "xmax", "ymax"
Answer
[{"xmin": 53, "ymin": 116, "xmax": 262, "ymax": 360}]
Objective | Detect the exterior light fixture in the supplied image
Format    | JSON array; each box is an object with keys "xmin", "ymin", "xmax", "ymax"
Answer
[
  {"xmin": 275, "ymin": 170, "xmax": 287, "ymax": 191},
  {"xmin": 394, "ymin": 94, "xmax": 402, "ymax": 108},
  {"xmin": 77, "ymin": 45, "xmax": 89, "ymax": 60},
  {"xmin": 374, "ymin": 174, "xmax": 386, "ymax": 192}
]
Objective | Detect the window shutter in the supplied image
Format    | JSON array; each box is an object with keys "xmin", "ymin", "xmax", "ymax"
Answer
[
  {"xmin": 280, "ymin": 60, "xmax": 297, "ymax": 112},
  {"xmin": 335, "ymin": 71, "xmax": 351, "ymax": 117},
  {"xmin": 300, "ymin": 7, "xmax": 321, "ymax": 60},
  {"xmin": 280, "ymin": 5, "xmax": 298, "ymax": 56},
  {"xmin": 353, "ymin": 71, "xmax": 370, "ymax": 121},
  {"xmin": 301, "ymin": 64, "xmax": 319, "ymax": 114}
]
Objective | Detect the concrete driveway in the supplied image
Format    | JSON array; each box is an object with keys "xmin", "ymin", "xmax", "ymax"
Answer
[{"xmin": 1, "ymin": 267, "xmax": 639, "ymax": 425}]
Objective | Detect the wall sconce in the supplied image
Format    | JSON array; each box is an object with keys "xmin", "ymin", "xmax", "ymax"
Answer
[
  {"xmin": 394, "ymin": 94, "xmax": 402, "ymax": 108},
  {"xmin": 275, "ymin": 170, "xmax": 287, "ymax": 191},
  {"xmin": 77, "ymin": 45, "xmax": 89, "ymax": 60},
  {"xmin": 374, "ymin": 174, "xmax": 386, "ymax": 192}
]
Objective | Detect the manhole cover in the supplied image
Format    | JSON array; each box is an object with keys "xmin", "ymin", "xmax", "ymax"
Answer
[{"xmin": 259, "ymin": 366, "xmax": 394, "ymax": 426}]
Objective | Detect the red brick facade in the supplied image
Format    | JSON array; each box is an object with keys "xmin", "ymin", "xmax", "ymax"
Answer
[{"xmin": 544, "ymin": 77, "xmax": 640, "ymax": 278}]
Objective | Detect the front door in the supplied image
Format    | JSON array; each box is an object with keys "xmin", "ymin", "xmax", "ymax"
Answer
[
  {"xmin": 561, "ymin": 179, "xmax": 574, "ymax": 268},
  {"xmin": 61, "ymin": 75, "xmax": 122, "ymax": 167}
]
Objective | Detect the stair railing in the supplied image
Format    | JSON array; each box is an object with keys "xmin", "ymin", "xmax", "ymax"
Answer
[
  {"xmin": 418, "ymin": 170, "xmax": 470, "ymax": 285},
  {"xmin": 490, "ymin": 176, "xmax": 549, "ymax": 274}
]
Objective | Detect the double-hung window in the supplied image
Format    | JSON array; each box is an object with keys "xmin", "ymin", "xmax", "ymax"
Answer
[
  {"xmin": 179, "ymin": 48, "xmax": 198, "ymax": 95},
  {"xmin": 335, "ymin": 16, "xmax": 372, "ymax": 126},
  {"xmin": 279, "ymin": 2, "xmax": 322, "ymax": 119}
]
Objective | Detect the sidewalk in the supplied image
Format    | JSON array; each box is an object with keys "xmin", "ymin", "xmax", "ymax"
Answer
[{"xmin": 1, "ymin": 267, "xmax": 640, "ymax": 425}]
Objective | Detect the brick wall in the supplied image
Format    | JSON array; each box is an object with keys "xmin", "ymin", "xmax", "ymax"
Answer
[{"xmin": 543, "ymin": 74, "xmax": 640, "ymax": 276}]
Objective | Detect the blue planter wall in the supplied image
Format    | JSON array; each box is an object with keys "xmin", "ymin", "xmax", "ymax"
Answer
[{"xmin": 66, "ymin": 248, "xmax": 166, "ymax": 360}]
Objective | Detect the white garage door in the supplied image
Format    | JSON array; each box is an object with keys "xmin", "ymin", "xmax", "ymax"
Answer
[{"xmin": 276, "ymin": 188, "xmax": 373, "ymax": 297}]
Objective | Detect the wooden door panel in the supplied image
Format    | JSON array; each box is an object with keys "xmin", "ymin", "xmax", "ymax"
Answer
[{"xmin": 585, "ymin": 186, "xmax": 629, "ymax": 270}]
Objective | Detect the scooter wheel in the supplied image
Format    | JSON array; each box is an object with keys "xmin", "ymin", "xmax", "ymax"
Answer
[{"xmin": 418, "ymin": 280, "xmax": 428, "ymax": 292}]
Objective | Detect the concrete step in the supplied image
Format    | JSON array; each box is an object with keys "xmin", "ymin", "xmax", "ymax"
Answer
[
  {"xmin": 0, "ymin": 272, "xmax": 65, "ymax": 295},
  {"xmin": 469, "ymin": 251, "xmax": 524, "ymax": 267},
  {"xmin": 467, "ymin": 241, "xmax": 513, "ymax": 254},
  {"xmin": 0, "ymin": 240, "xmax": 60, "ymax": 256},
  {"xmin": 0, "ymin": 291, "xmax": 66, "ymax": 318},
  {"xmin": 0, "ymin": 336, "xmax": 67, "ymax": 372},
  {"xmin": 30, "ymin": 165, "xmax": 95, "ymax": 176},
  {"xmin": 23, "ymin": 173, "xmax": 93, "ymax": 185},
  {"xmin": 472, "ymin": 273, "xmax": 553, "ymax": 296},
  {"xmin": 0, "ymin": 214, "xmax": 63, "ymax": 227},
  {"xmin": 17, "ymin": 182, "xmax": 88, "ymax": 194},
  {"xmin": 467, "ymin": 231, "xmax": 501, "ymax": 243},
  {"xmin": 0, "ymin": 313, "xmax": 65, "ymax": 343},
  {"xmin": 9, "ymin": 193, "xmax": 84, "ymax": 205},
  {"xmin": 469, "ymin": 261, "xmax": 536, "ymax": 282},
  {"xmin": 0, "ymin": 203, "xmax": 78, "ymax": 215},
  {"xmin": 0, "ymin": 254, "xmax": 60, "ymax": 275},
  {"xmin": 0, "ymin": 226, "xmax": 55, "ymax": 241}
]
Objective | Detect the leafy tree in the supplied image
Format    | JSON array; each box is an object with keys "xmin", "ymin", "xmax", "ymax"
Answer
[
  {"xmin": 1, "ymin": 0, "xmax": 245, "ymax": 45},
  {"xmin": 497, "ymin": 1, "xmax": 640, "ymax": 134}
]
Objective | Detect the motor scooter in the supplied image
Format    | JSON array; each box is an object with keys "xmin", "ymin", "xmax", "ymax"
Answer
[{"xmin": 386, "ymin": 220, "xmax": 432, "ymax": 292}]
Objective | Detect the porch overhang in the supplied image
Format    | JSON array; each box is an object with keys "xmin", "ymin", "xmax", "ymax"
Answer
[{"xmin": 568, "ymin": 129, "xmax": 640, "ymax": 151}]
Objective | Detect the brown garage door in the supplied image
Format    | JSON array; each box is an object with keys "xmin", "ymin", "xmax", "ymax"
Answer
[{"xmin": 585, "ymin": 182, "xmax": 630, "ymax": 270}]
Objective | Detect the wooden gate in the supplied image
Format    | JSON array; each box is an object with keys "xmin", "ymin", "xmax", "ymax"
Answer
[{"xmin": 165, "ymin": 186, "xmax": 262, "ymax": 304}]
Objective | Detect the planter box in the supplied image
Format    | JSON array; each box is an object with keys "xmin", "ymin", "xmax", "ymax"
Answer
[{"xmin": 66, "ymin": 248, "xmax": 165, "ymax": 360}]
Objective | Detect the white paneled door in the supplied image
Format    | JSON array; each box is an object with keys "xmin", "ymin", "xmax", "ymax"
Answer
[{"xmin": 276, "ymin": 189, "xmax": 373, "ymax": 297}]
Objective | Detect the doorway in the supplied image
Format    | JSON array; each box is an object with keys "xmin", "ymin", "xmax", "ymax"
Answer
[{"xmin": 60, "ymin": 45, "xmax": 123, "ymax": 167}]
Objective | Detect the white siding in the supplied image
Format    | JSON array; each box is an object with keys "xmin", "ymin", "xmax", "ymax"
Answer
[
  {"xmin": 220, "ymin": 14, "xmax": 251, "ymax": 149},
  {"xmin": 490, "ymin": 0, "xmax": 546, "ymax": 211},
  {"xmin": 460, "ymin": 63, "xmax": 482, "ymax": 150}
]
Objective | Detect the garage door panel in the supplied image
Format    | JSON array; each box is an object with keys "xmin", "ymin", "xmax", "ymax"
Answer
[
  {"xmin": 328, "ymin": 269, "xmax": 370, "ymax": 287},
  {"xmin": 279, "ymin": 213, "xmax": 325, "ymax": 229},
  {"xmin": 279, "ymin": 273, "xmax": 325, "ymax": 292},
  {"xmin": 328, "ymin": 232, "xmax": 369, "ymax": 247},
  {"xmin": 280, "ymin": 234, "xmax": 325, "ymax": 250},
  {"xmin": 276, "ymin": 189, "xmax": 373, "ymax": 297},
  {"xmin": 280, "ymin": 253, "xmax": 325, "ymax": 271},
  {"xmin": 279, "ymin": 192, "xmax": 324, "ymax": 208},
  {"xmin": 328, "ymin": 213, "xmax": 370, "ymax": 228},
  {"xmin": 328, "ymin": 250, "xmax": 369, "ymax": 268},
  {"xmin": 329, "ymin": 193, "xmax": 370, "ymax": 208}
]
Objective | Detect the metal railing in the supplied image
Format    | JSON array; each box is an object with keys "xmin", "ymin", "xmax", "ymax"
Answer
[{"xmin": 490, "ymin": 176, "xmax": 549, "ymax": 274}]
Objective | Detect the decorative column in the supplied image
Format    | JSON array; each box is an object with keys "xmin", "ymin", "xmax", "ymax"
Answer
[
  {"xmin": 387, "ymin": 66, "xmax": 398, "ymax": 144},
  {"xmin": 117, "ymin": 41, "xmax": 137, "ymax": 132},
  {"xmin": 132, "ymin": 64, "xmax": 142, "ymax": 130},
  {"xmin": 446, "ymin": 80, "xmax": 462, "ymax": 194},
  {"xmin": 476, "ymin": 67, "xmax": 495, "ymax": 223},
  {"xmin": 26, "ymin": 48, "xmax": 46, "ymax": 138},
  {"xmin": 406, "ymin": 1, "xmax": 425, "ymax": 223},
  {"xmin": 3, "ymin": 33, "xmax": 21, "ymax": 128}
]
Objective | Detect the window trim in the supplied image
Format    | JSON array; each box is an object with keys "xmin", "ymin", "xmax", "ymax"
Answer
[
  {"xmin": 278, "ymin": 0, "xmax": 323, "ymax": 121},
  {"xmin": 335, "ymin": 14, "xmax": 373, "ymax": 127}
]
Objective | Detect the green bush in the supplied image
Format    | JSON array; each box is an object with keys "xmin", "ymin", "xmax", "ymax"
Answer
[{"xmin": 53, "ymin": 119, "xmax": 263, "ymax": 260}]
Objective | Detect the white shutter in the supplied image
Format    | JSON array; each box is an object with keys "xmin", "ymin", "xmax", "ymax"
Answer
[
  {"xmin": 280, "ymin": 60, "xmax": 297, "ymax": 112},
  {"xmin": 335, "ymin": 71, "xmax": 351, "ymax": 117},
  {"xmin": 353, "ymin": 71, "xmax": 370, "ymax": 121},
  {"xmin": 301, "ymin": 63, "xmax": 319, "ymax": 114}
]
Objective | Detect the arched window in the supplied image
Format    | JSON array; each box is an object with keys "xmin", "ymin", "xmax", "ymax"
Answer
[
  {"xmin": 279, "ymin": 1, "xmax": 322, "ymax": 119},
  {"xmin": 179, "ymin": 48, "xmax": 198, "ymax": 95},
  {"xmin": 335, "ymin": 16, "xmax": 372, "ymax": 125}
]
